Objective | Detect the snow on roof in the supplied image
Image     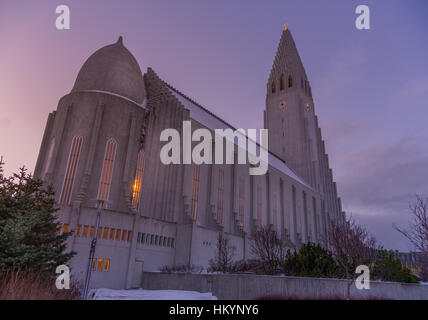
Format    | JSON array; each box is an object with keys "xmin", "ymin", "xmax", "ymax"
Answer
[{"xmin": 165, "ymin": 84, "xmax": 314, "ymax": 191}]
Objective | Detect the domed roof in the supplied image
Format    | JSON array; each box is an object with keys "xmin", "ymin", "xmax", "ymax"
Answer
[{"xmin": 71, "ymin": 36, "xmax": 145, "ymax": 104}]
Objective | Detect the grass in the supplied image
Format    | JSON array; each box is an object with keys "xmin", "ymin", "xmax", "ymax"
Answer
[{"xmin": 0, "ymin": 269, "xmax": 81, "ymax": 300}]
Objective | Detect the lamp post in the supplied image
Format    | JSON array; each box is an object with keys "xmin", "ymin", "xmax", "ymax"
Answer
[{"xmin": 82, "ymin": 199, "xmax": 105, "ymax": 300}]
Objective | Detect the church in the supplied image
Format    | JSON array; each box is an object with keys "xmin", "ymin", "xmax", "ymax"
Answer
[{"xmin": 34, "ymin": 29, "xmax": 345, "ymax": 289}]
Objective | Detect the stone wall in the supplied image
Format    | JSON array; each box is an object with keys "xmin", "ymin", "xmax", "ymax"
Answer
[{"xmin": 142, "ymin": 272, "xmax": 428, "ymax": 300}]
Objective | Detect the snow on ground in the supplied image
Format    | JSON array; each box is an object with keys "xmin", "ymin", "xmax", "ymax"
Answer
[{"xmin": 90, "ymin": 288, "xmax": 217, "ymax": 300}]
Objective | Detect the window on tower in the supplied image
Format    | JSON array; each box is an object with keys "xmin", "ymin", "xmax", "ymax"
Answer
[
  {"xmin": 131, "ymin": 149, "xmax": 145, "ymax": 211},
  {"xmin": 191, "ymin": 165, "xmax": 200, "ymax": 220},
  {"xmin": 59, "ymin": 136, "xmax": 83, "ymax": 205},
  {"xmin": 271, "ymin": 82, "xmax": 276, "ymax": 93},
  {"xmin": 280, "ymin": 74, "xmax": 284, "ymax": 91},
  {"xmin": 288, "ymin": 76, "xmax": 293, "ymax": 88},
  {"xmin": 238, "ymin": 177, "xmax": 245, "ymax": 227},
  {"xmin": 217, "ymin": 167, "xmax": 224, "ymax": 224},
  {"xmin": 97, "ymin": 138, "xmax": 117, "ymax": 203}
]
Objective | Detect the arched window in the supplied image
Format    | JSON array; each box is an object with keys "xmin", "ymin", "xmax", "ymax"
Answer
[
  {"xmin": 59, "ymin": 136, "xmax": 83, "ymax": 204},
  {"xmin": 131, "ymin": 149, "xmax": 145, "ymax": 210},
  {"xmin": 280, "ymin": 74, "xmax": 284, "ymax": 91},
  {"xmin": 271, "ymin": 82, "xmax": 276, "ymax": 93},
  {"xmin": 97, "ymin": 138, "xmax": 117, "ymax": 201},
  {"xmin": 288, "ymin": 76, "xmax": 293, "ymax": 88},
  {"xmin": 191, "ymin": 165, "xmax": 200, "ymax": 220}
]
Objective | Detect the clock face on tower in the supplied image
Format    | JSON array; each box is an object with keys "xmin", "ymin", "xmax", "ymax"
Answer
[{"xmin": 278, "ymin": 100, "xmax": 287, "ymax": 110}]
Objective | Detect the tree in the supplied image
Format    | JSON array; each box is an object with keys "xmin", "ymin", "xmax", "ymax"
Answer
[
  {"xmin": 327, "ymin": 216, "xmax": 379, "ymax": 299},
  {"xmin": 208, "ymin": 233, "xmax": 236, "ymax": 273},
  {"xmin": 393, "ymin": 195, "xmax": 428, "ymax": 281},
  {"xmin": 281, "ymin": 242, "xmax": 340, "ymax": 278},
  {"xmin": 372, "ymin": 250, "xmax": 419, "ymax": 283},
  {"xmin": 251, "ymin": 225, "xmax": 285, "ymax": 274},
  {"xmin": 0, "ymin": 158, "xmax": 74, "ymax": 274}
]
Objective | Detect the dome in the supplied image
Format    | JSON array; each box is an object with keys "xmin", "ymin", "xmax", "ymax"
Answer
[{"xmin": 71, "ymin": 36, "xmax": 145, "ymax": 104}]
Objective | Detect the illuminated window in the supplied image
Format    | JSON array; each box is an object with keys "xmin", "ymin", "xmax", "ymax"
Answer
[
  {"xmin": 121, "ymin": 230, "xmax": 126, "ymax": 241},
  {"xmin": 56, "ymin": 224, "xmax": 62, "ymax": 235},
  {"xmin": 109, "ymin": 228, "xmax": 115, "ymax": 240},
  {"xmin": 60, "ymin": 136, "xmax": 83, "ymax": 205},
  {"xmin": 83, "ymin": 225, "xmax": 88, "ymax": 237},
  {"xmin": 76, "ymin": 225, "xmax": 81, "ymax": 236},
  {"xmin": 104, "ymin": 259, "xmax": 110, "ymax": 272},
  {"xmin": 288, "ymin": 76, "xmax": 293, "ymax": 88},
  {"xmin": 238, "ymin": 177, "xmax": 245, "ymax": 227},
  {"xmin": 63, "ymin": 224, "xmax": 69, "ymax": 233},
  {"xmin": 97, "ymin": 138, "xmax": 117, "ymax": 202},
  {"xmin": 271, "ymin": 82, "xmax": 276, "ymax": 93},
  {"xmin": 127, "ymin": 231, "xmax": 132, "ymax": 242},
  {"xmin": 280, "ymin": 74, "xmax": 284, "ymax": 91},
  {"xmin": 97, "ymin": 227, "xmax": 102, "ymax": 239},
  {"xmin": 89, "ymin": 226, "xmax": 95, "ymax": 238},
  {"xmin": 97, "ymin": 258, "xmax": 103, "ymax": 271},
  {"xmin": 92, "ymin": 258, "xmax": 96, "ymax": 271},
  {"xmin": 217, "ymin": 167, "xmax": 224, "ymax": 224},
  {"xmin": 191, "ymin": 165, "xmax": 200, "ymax": 220},
  {"xmin": 131, "ymin": 150, "xmax": 145, "ymax": 210},
  {"xmin": 103, "ymin": 227, "xmax": 108, "ymax": 240},
  {"xmin": 115, "ymin": 229, "xmax": 121, "ymax": 241}
]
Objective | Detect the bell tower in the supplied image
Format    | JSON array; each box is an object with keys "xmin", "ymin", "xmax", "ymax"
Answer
[{"xmin": 264, "ymin": 29, "xmax": 320, "ymax": 190}]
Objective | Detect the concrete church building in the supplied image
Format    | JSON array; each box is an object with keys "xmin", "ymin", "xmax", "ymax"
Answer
[{"xmin": 34, "ymin": 30, "xmax": 345, "ymax": 289}]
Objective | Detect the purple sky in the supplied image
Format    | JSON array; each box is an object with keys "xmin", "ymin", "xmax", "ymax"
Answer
[{"xmin": 1, "ymin": 0, "xmax": 427, "ymax": 251}]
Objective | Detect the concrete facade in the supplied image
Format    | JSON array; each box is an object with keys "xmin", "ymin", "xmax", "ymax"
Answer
[{"xmin": 34, "ymin": 30, "xmax": 345, "ymax": 290}]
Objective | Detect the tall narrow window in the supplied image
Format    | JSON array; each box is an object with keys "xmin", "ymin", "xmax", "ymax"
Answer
[
  {"xmin": 292, "ymin": 185, "xmax": 298, "ymax": 234},
  {"xmin": 191, "ymin": 165, "xmax": 200, "ymax": 220},
  {"xmin": 257, "ymin": 185, "xmax": 262, "ymax": 224},
  {"xmin": 217, "ymin": 167, "xmax": 224, "ymax": 224},
  {"xmin": 312, "ymin": 196, "xmax": 318, "ymax": 238},
  {"xmin": 271, "ymin": 82, "xmax": 276, "ymax": 93},
  {"xmin": 288, "ymin": 76, "xmax": 293, "ymax": 88},
  {"xmin": 97, "ymin": 138, "xmax": 117, "ymax": 201},
  {"xmin": 59, "ymin": 136, "xmax": 83, "ymax": 205},
  {"xmin": 280, "ymin": 74, "xmax": 284, "ymax": 91},
  {"xmin": 238, "ymin": 177, "xmax": 245, "ymax": 227},
  {"xmin": 272, "ymin": 194, "xmax": 278, "ymax": 228},
  {"xmin": 43, "ymin": 137, "xmax": 55, "ymax": 179},
  {"xmin": 303, "ymin": 191, "xmax": 309, "ymax": 237},
  {"xmin": 131, "ymin": 149, "xmax": 144, "ymax": 210}
]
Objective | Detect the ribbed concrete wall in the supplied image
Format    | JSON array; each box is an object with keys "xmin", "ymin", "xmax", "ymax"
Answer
[{"xmin": 142, "ymin": 272, "xmax": 428, "ymax": 300}]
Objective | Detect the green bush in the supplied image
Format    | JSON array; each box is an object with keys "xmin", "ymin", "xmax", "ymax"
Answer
[
  {"xmin": 281, "ymin": 243, "xmax": 341, "ymax": 278},
  {"xmin": 372, "ymin": 250, "xmax": 419, "ymax": 283}
]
